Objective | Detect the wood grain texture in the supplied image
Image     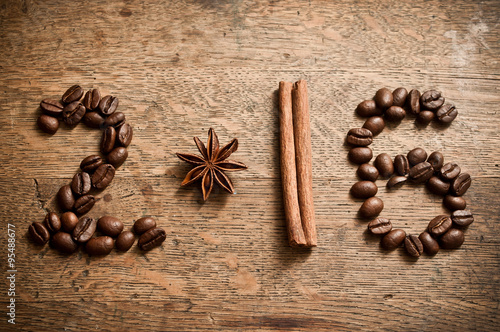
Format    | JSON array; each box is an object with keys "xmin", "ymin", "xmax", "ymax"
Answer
[{"xmin": 0, "ymin": 0, "xmax": 499, "ymax": 331}]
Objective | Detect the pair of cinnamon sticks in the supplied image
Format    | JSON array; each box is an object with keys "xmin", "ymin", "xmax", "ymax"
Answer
[{"xmin": 278, "ymin": 80, "xmax": 317, "ymax": 247}]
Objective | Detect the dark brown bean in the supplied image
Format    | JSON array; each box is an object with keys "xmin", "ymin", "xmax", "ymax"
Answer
[
  {"xmin": 97, "ymin": 216, "xmax": 124, "ymax": 237},
  {"xmin": 362, "ymin": 116, "xmax": 385, "ymax": 136},
  {"xmin": 117, "ymin": 123, "xmax": 133, "ymax": 147},
  {"xmin": 426, "ymin": 176, "xmax": 450, "ymax": 196},
  {"xmin": 57, "ymin": 185, "xmax": 75, "ymax": 211},
  {"xmin": 392, "ymin": 87, "xmax": 408, "ymax": 107},
  {"xmin": 404, "ymin": 235, "xmax": 424, "ymax": 257},
  {"xmin": 91, "ymin": 164, "xmax": 115, "ymax": 190},
  {"xmin": 357, "ymin": 164, "xmax": 379, "ymax": 182},
  {"xmin": 406, "ymin": 89, "xmax": 421, "ymax": 114},
  {"xmin": 356, "ymin": 100, "xmax": 383, "ymax": 117},
  {"xmin": 82, "ymin": 88, "xmax": 101, "ymax": 111},
  {"xmin": 394, "ymin": 155, "xmax": 410, "ymax": 176},
  {"xmin": 71, "ymin": 172, "xmax": 92, "ymax": 196},
  {"xmin": 80, "ymin": 155, "xmax": 104, "ymax": 173},
  {"xmin": 61, "ymin": 211, "xmax": 79, "ymax": 232},
  {"xmin": 101, "ymin": 126, "xmax": 117, "ymax": 154},
  {"xmin": 427, "ymin": 151, "xmax": 444, "ymax": 172},
  {"xmin": 62, "ymin": 101, "xmax": 85, "ymax": 126},
  {"xmin": 44, "ymin": 212, "xmax": 61, "ymax": 233},
  {"xmin": 348, "ymin": 147, "xmax": 373, "ymax": 164},
  {"xmin": 436, "ymin": 104, "xmax": 458, "ymax": 123},
  {"xmin": 133, "ymin": 217, "xmax": 157, "ymax": 235},
  {"xmin": 451, "ymin": 210, "xmax": 474, "ymax": 227},
  {"xmin": 116, "ymin": 231, "xmax": 135, "ymax": 252},
  {"xmin": 419, "ymin": 232, "xmax": 439, "ymax": 255},
  {"xmin": 40, "ymin": 99, "xmax": 64, "ymax": 117},
  {"xmin": 72, "ymin": 217, "xmax": 97, "ymax": 243},
  {"xmin": 368, "ymin": 218, "xmax": 392, "ymax": 235},
  {"xmin": 346, "ymin": 128, "xmax": 373, "ymax": 146},
  {"xmin": 381, "ymin": 229, "xmax": 406, "ymax": 250},
  {"xmin": 29, "ymin": 222, "xmax": 50, "ymax": 245},
  {"xmin": 443, "ymin": 195, "xmax": 467, "ymax": 211},
  {"xmin": 416, "ymin": 110, "xmax": 435, "ymax": 125},
  {"xmin": 386, "ymin": 176, "xmax": 407, "ymax": 189},
  {"xmin": 138, "ymin": 227, "xmax": 167, "ymax": 251},
  {"xmin": 407, "ymin": 148, "xmax": 428, "ymax": 166},
  {"xmin": 374, "ymin": 153, "xmax": 394, "ymax": 178},
  {"xmin": 104, "ymin": 111, "xmax": 126, "ymax": 127},
  {"xmin": 439, "ymin": 162, "xmax": 461, "ymax": 181},
  {"xmin": 385, "ymin": 106, "xmax": 406, "ymax": 122},
  {"xmin": 98, "ymin": 95, "xmax": 119, "ymax": 115},
  {"xmin": 428, "ymin": 215, "xmax": 452, "ymax": 236},
  {"xmin": 51, "ymin": 232, "xmax": 78, "ymax": 253},
  {"xmin": 37, "ymin": 115, "xmax": 59, "ymax": 135},
  {"xmin": 62, "ymin": 85, "xmax": 84, "ymax": 104},
  {"xmin": 409, "ymin": 162, "xmax": 434, "ymax": 183},
  {"xmin": 83, "ymin": 112, "xmax": 105, "ymax": 128},
  {"xmin": 107, "ymin": 147, "xmax": 128, "ymax": 168},
  {"xmin": 350, "ymin": 181, "xmax": 378, "ymax": 198},
  {"xmin": 86, "ymin": 236, "xmax": 114, "ymax": 256},
  {"xmin": 440, "ymin": 228, "xmax": 464, "ymax": 249},
  {"xmin": 420, "ymin": 90, "xmax": 444, "ymax": 110},
  {"xmin": 450, "ymin": 173, "xmax": 471, "ymax": 196},
  {"xmin": 374, "ymin": 88, "xmax": 393, "ymax": 110},
  {"xmin": 359, "ymin": 197, "xmax": 384, "ymax": 218},
  {"xmin": 74, "ymin": 195, "xmax": 95, "ymax": 215}
]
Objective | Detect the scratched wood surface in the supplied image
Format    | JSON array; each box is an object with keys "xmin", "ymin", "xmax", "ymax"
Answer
[{"xmin": 0, "ymin": 0, "xmax": 499, "ymax": 331}]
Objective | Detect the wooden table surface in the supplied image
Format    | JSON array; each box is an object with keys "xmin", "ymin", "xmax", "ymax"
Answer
[{"xmin": 1, "ymin": 1, "xmax": 499, "ymax": 331}]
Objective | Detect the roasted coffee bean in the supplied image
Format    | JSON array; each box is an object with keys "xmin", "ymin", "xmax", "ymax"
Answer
[
  {"xmin": 426, "ymin": 176, "xmax": 450, "ymax": 196},
  {"xmin": 427, "ymin": 151, "xmax": 444, "ymax": 172},
  {"xmin": 107, "ymin": 147, "xmax": 128, "ymax": 168},
  {"xmin": 82, "ymin": 88, "xmax": 101, "ymax": 111},
  {"xmin": 392, "ymin": 87, "xmax": 408, "ymax": 107},
  {"xmin": 443, "ymin": 195, "xmax": 467, "ymax": 211},
  {"xmin": 368, "ymin": 217, "xmax": 392, "ymax": 235},
  {"xmin": 385, "ymin": 106, "xmax": 406, "ymax": 122},
  {"xmin": 116, "ymin": 231, "xmax": 135, "ymax": 252},
  {"xmin": 357, "ymin": 164, "xmax": 379, "ymax": 182},
  {"xmin": 394, "ymin": 155, "xmax": 410, "ymax": 176},
  {"xmin": 439, "ymin": 162, "xmax": 461, "ymax": 181},
  {"xmin": 386, "ymin": 176, "xmax": 407, "ymax": 189},
  {"xmin": 356, "ymin": 100, "xmax": 382, "ymax": 117},
  {"xmin": 359, "ymin": 197, "xmax": 384, "ymax": 218},
  {"xmin": 61, "ymin": 211, "xmax": 79, "ymax": 232},
  {"xmin": 420, "ymin": 90, "xmax": 444, "ymax": 110},
  {"xmin": 440, "ymin": 228, "xmax": 464, "ymax": 249},
  {"xmin": 44, "ymin": 212, "xmax": 61, "ymax": 233},
  {"xmin": 83, "ymin": 112, "xmax": 105, "ymax": 128},
  {"xmin": 86, "ymin": 236, "xmax": 114, "ymax": 256},
  {"xmin": 346, "ymin": 128, "xmax": 373, "ymax": 146},
  {"xmin": 40, "ymin": 99, "xmax": 64, "ymax": 117},
  {"xmin": 62, "ymin": 101, "xmax": 85, "ymax": 126},
  {"xmin": 71, "ymin": 172, "xmax": 92, "ymax": 196},
  {"xmin": 97, "ymin": 216, "xmax": 124, "ymax": 237},
  {"xmin": 416, "ymin": 110, "xmax": 435, "ymax": 125},
  {"xmin": 409, "ymin": 162, "xmax": 434, "ymax": 183},
  {"xmin": 348, "ymin": 147, "xmax": 373, "ymax": 164},
  {"xmin": 374, "ymin": 88, "xmax": 393, "ymax": 110},
  {"xmin": 117, "ymin": 123, "xmax": 133, "ymax": 147},
  {"xmin": 80, "ymin": 155, "xmax": 104, "ymax": 173},
  {"xmin": 37, "ymin": 115, "xmax": 59, "ymax": 135},
  {"xmin": 138, "ymin": 227, "xmax": 166, "ymax": 251},
  {"xmin": 407, "ymin": 148, "xmax": 427, "ymax": 166},
  {"xmin": 381, "ymin": 229, "xmax": 406, "ymax": 250},
  {"xmin": 436, "ymin": 104, "xmax": 457, "ymax": 123},
  {"xmin": 73, "ymin": 217, "xmax": 97, "ymax": 243},
  {"xmin": 419, "ymin": 232, "xmax": 439, "ymax": 255},
  {"xmin": 101, "ymin": 126, "xmax": 117, "ymax": 154},
  {"xmin": 91, "ymin": 164, "xmax": 115, "ymax": 190},
  {"xmin": 451, "ymin": 209, "xmax": 474, "ymax": 227},
  {"xmin": 134, "ymin": 217, "xmax": 157, "ymax": 235},
  {"xmin": 450, "ymin": 173, "xmax": 471, "ymax": 196},
  {"xmin": 406, "ymin": 89, "xmax": 421, "ymax": 114},
  {"xmin": 74, "ymin": 195, "xmax": 95, "ymax": 215},
  {"xmin": 99, "ymin": 95, "xmax": 119, "ymax": 115},
  {"xmin": 29, "ymin": 222, "xmax": 50, "ymax": 245},
  {"xmin": 362, "ymin": 116, "xmax": 385, "ymax": 136},
  {"xmin": 57, "ymin": 185, "xmax": 75, "ymax": 211},
  {"xmin": 350, "ymin": 181, "xmax": 378, "ymax": 198},
  {"xmin": 404, "ymin": 234, "xmax": 424, "ymax": 257},
  {"xmin": 428, "ymin": 215, "xmax": 452, "ymax": 236},
  {"xmin": 104, "ymin": 111, "xmax": 126, "ymax": 128},
  {"xmin": 52, "ymin": 232, "xmax": 78, "ymax": 253},
  {"xmin": 374, "ymin": 153, "xmax": 394, "ymax": 178},
  {"xmin": 62, "ymin": 85, "xmax": 84, "ymax": 104}
]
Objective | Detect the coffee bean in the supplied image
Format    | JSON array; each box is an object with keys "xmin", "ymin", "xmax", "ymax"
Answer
[
  {"xmin": 62, "ymin": 101, "xmax": 85, "ymax": 126},
  {"xmin": 406, "ymin": 89, "xmax": 421, "ymax": 114},
  {"xmin": 72, "ymin": 217, "xmax": 97, "ymax": 243},
  {"xmin": 420, "ymin": 90, "xmax": 444, "ymax": 110},
  {"xmin": 40, "ymin": 99, "xmax": 64, "ymax": 117},
  {"xmin": 116, "ymin": 231, "xmax": 135, "ymax": 252},
  {"xmin": 356, "ymin": 100, "xmax": 382, "ymax": 117},
  {"xmin": 134, "ymin": 217, "xmax": 157, "ymax": 235},
  {"xmin": 436, "ymin": 104, "xmax": 457, "ymax": 123},
  {"xmin": 44, "ymin": 212, "xmax": 61, "ymax": 233},
  {"xmin": 416, "ymin": 110, "xmax": 435, "ymax": 125},
  {"xmin": 385, "ymin": 106, "xmax": 406, "ymax": 122},
  {"xmin": 409, "ymin": 162, "xmax": 434, "ymax": 183},
  {"xmin": 374, "ymin": 153, "xmax": 394, "ymax": 178},
  {"xmin": 368, "ymin": 217, "xmax": 392, "ymax": 235},
  {"xmin": 450, "ymin": 173, "xmax": 471, "ymax": 196},
  {"xmin": 407, "ymin": 148, "xmax": 427, "ymax": 166},
  {"xmin": 394, "ymin": 155, "xmax": 410, "ymax": 176},
  {"xmin": 37, "ymin": 115, "xmax": 59, "ymax": 135},
  {"xmin": 52, "ymin": 232, "xmax": 79, "ymax": 253},
  {"xmin": 346, "ymin": 128, "xmax": 373, "ymax": 146},
  {"xmin": 440, "ymin": 228, "xmax": 464, "ymax": 249},
  {"xmin": 427, "ymin": 151, "xmax": 444, "ymax": 172},
  {"xmin": 359, "ymin": 197, "xmax": 384, "ymax": 218},
  {"xmin": 443, "ymin": 195, "xmax": 467, "ymax": 211},
  {"xmin": 101, "ymin": 126, "xmax": 117, "ymax": 154},
  {"xmin": 80, "ymin": 155, "xmax": 104, "ymax": 173},
  {"xmin": 381, "ymin": 229, "xmax": 406, "ymax": 250},
  {"xmin": 104, "ymin": 111, "xmax": 126, "ymax": 128},
  {"xmin": 83, "ymin": 112, "xmax": 105, "ymax": 128},
  {"xmin": 61, "ymin": 211, "xmax": 79, "ymax": 232},
  {"xmin": 426, "ymin": 176, "xmax": 450, "ymax": 196},
  {"xmin": 362, "ymin": 116, "xmax": 385, "ymax": 136},
  {"xmin": 98, "ymin": 95, "xmax": 119, "ymax": 115},
  {"xmin": 374, "ymin": 88, "xmax": 393, "ymax": 110},
  {"xmin": 29, "ymin": 222, "xmax": 50, "ymax": 245},
  {"xmin": 57, "ymin": 185, "xmax": 75, "ymax": 211},
  {"xmin": 85, "ymin": 236, "xmax": 114, "ymax": 256},
  {"xmin": 418, "ymin": 232, "xmax": 439, "ymax": 255},
  {"xmin": 404, "ymin": 234, "xmax": 424, "ymax": 257},
  {"xmin": 357, "ymin": 164, "xmax": 379, "ymax": 182},
  {"xmin": 91, "ymin": 164, "xmax": 115, "ymax": 190},
  {"xmin": 428, "ymin": 215, "xmax": 452, "ymax": 236},
  {"xmin": 74, "ymin": 195, "xmax": 95, "ymax": 215},
  {"xmin": 386, "ymin": 176, "xmax": 407, "ymax": 189},
  {"xmin": 62, "ymin": 85, "xmax": 84, "ymax": 104},
  {"xmin": 348, "ymin": 147, "xmax": 373, "ymax": 164},
  {"xmin": 138, "ymin": 227, "xmax": 166, "ymax": 251},
  {"xmin": 82, "ymin": 88, "xmax": 101, "ymax": 111},
  {"xmin": 71, "ymin": 172, "xmax": 92, "ymax": 196},
  {"xmin": 97, "ymin": 216, "xmax": 124, "ymax": 237},
  {"xmin": 392, "ymin": 87, "xmax": 408, "ymax": 107},
  {"xmin": 350, "ymin": 181, "xmax": 378, "ymax": 199},
  {"xmin": 451, "ymin": 209, "xmax": 474, "ymax": 227},
  {"xmin": 117, "ymin": 123, "xmax": 133, "ymax": 147},
  {"xmin": 439, "ymin": 162, "xmax": 461, "ymax": 181},
  {"xmin": 107, "ymin": 147, "xmax": 128, "ymax": 168}
]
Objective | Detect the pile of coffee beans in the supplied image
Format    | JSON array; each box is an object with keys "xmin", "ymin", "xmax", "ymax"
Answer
[
  {"xmin": 347, "ymin": 87, "xmax": 473, "ymax": 258},
  {"xmin": 29, "ymin": 213, "xmax": 166, "ymax": 255}
]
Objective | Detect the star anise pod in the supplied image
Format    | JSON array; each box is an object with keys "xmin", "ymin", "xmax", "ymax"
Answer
[{"xmin": 176, "ymin": 128, "xmax": 248, "ymax": 201}]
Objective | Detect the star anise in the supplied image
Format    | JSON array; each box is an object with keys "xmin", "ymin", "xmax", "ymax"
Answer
[{"xmin": 176, "ymin": 128, "xmax": 248, "ymax": 201}]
